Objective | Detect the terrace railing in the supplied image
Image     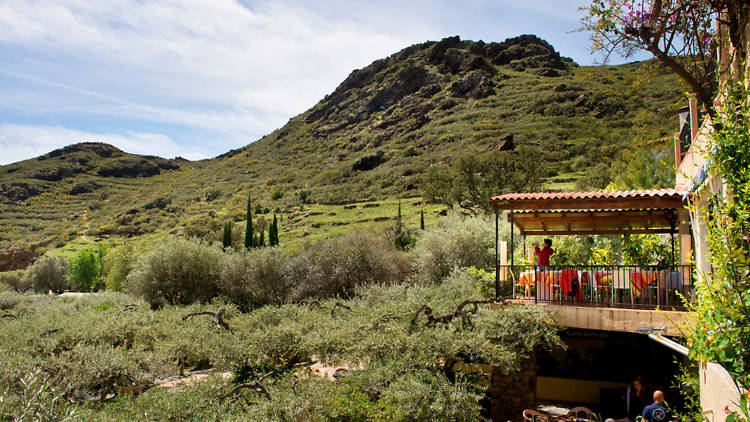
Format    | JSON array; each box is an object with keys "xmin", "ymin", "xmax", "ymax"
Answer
[{"xmin": 498, "ymin": 264, "xmax": 694, "ymax": 310}]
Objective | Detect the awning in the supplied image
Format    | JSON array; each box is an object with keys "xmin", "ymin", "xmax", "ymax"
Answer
[{"xmin": 490, "ymin": 189, "xmax": 686, "ymax": 236}]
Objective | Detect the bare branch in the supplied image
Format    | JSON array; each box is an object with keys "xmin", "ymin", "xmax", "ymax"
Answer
[
  {"xmin": 182, "ymin": 308, "xmax": 231, "ymax": 331},
  {"xmin": 330, "ymin": 302, "xmax": 351, "ymax": 318}
]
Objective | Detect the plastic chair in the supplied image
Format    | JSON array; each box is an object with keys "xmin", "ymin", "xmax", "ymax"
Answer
[{"xmin": 523, "ymin": 409, "xmax": 551, "ymax": 422}]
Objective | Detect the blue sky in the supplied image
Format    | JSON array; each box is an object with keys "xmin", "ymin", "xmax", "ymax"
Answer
[{"xmin": 0, "ymin": 0, "xmax": 642, "ymax": 165}]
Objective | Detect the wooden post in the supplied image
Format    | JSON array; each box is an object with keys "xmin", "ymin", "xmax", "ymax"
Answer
[{"xmin": 500, "ymin": 241, "xmax": 508, "ymax": 282}]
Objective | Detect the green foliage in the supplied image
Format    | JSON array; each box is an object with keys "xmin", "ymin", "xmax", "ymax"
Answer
[
  {"xmin": 689, "ymin": 86, "xmax": 750, "ymax": 393},
  {"xmin": 270, "ymin": 187, "xmax": 284, "ymax": 201},
  {"xmin": 68, "ymin": 246, "xmax": 106, "ymax": 292},
  {"xmin": 0, "ymin": 270, "xmax": 31, "ymax": 293},
  {"xmin": 412, "ymin": 214, "xmax": 498, "ymax": 282},
  {"xmin": 222, "ymin": 221, "xmax": 233, "ymax": 250},
  {"xmin": 607, "ymin": 146, "xmax": 675, "ymax": 190},
  {"xmin": 102, "ymin": 242, "xmax": 136, "ymax": 292},
  {"xmin": 671, "ymin": 365, "xmax": 703, "ymax": 422},
  {"xmin": 0, "ymin": 369, "xmax": 78, "ymax": 421},
  {"xmin": 621, "ymin": 234, "xmax": 672, "ymax": 267},
  {"xmin": 28, "ymin": 257, "xmax": 69, "ymax": 293},
  {"xmin": 424, "ymin": 149, "xmax": 545, "ymax": 213},
  {"xmin": 127, "ymin": 238, "xmax": 223, "ymax": 306}
]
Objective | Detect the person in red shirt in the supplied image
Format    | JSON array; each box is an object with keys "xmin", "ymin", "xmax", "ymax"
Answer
[{"xmin": 534, "ymin": 239, "xmax": 554, "ymax": 266}]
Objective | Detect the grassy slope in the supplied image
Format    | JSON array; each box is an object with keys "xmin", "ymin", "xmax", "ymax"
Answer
[{"xmin": 0, "ymin": 35, "xmax": 686, "ymax": 256}]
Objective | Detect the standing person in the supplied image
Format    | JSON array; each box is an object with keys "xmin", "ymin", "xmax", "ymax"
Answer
[
  {"xmin": 626, "ymin": 377, "xmax": 648, "ymax": 421},
  {"xmin": 534, "ymin": 239, "xmax": 555, "ymax": 300},
  {"xmin": 534, "ymin": 239, "xmax": 554, "ymax": 266},
  {"xmin": 642, "ymin": 390, "xmax": 675, "ymax": 422}
]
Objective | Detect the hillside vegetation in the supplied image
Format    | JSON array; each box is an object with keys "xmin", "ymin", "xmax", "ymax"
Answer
[{"xmin": 0, "ymin": 35, "xmax": 685, "ymax": 260}]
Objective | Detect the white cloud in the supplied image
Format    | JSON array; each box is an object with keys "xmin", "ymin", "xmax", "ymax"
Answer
[
  {"xmin": 0, "ymin": 0, "xmax": 600, "ymax": 163},
  {"xmin": 0, "ymin": 0, "xmax": 425, "ymax": 121},
  {"xmin": 0, "ymin": 124, "xmax": 208, "ymax": 165}
]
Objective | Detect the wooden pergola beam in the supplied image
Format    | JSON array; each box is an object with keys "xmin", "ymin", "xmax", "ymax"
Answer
[{"xmin": 523, "ymin": 228, "xmax": 676, "ymax": 235}]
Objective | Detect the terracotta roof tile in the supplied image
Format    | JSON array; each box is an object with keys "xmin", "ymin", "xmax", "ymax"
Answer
[{"xmin": 490, "ymin": 188, "xmax": 685, "ymax": 202}]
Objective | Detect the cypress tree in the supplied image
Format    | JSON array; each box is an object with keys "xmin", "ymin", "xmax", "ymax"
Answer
[
  {"xmin": 244, "ymin": 194, "xmax": 254, "ymax": 249},
  {"xmin": 397, "ymin": 200, "xmax": 402, "ymax": 223},
  {"xmin": 420, "ymin": 209, "xmax": 425, "ymax": 230},
  {"xmin": 269, "ymin": 214, "xmax": 279, "ymax": 246},
  {"xmin": 222, "ymin": 221, "xmax": 233, "ymax": 250}
]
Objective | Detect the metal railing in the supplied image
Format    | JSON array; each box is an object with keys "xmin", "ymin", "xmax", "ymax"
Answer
[{"xmin": 497, "ymin": 264, "xmax": 694, "ymax": 310}]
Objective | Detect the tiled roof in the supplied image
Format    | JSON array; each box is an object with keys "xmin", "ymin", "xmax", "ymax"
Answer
[{"xmin": 490, "ymin": 188, "xmax": 685, "ymax": 202}]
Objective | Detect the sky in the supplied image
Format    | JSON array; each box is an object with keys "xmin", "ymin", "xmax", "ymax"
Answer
[{"xmin": 0, "ymin": 0, "xmax": 637, "ymax": 165}]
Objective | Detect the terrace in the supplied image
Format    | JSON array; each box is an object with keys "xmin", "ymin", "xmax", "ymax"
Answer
[{"xmin": 490, "ymin": 189, "xmax": 693, "ymax": 312}]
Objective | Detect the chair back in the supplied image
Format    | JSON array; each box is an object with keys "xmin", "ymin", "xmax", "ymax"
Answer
[
  {"xmin": 523, "ymin": 409, "xmax": 550, "ymax": 422},
  {"xmin": 565, "ymin": 406, "xmax": 594, "ymax": 420}
]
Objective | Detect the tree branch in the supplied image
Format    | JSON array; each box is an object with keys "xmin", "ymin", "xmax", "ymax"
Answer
[
  {"xmin": 182, "ymin": 308, "xmax": 231, "ymax": 331},
  {"xmin": 330, "ymin": 302, "xmax": 351, "ymax": 318}
]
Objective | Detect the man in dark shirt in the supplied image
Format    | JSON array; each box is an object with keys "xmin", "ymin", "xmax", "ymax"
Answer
[{"xmin": 642, "ymin": 390, "xmax": 675, "ymax": 422}]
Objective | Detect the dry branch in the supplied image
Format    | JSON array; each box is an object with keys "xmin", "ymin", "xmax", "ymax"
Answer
[
  {"xmin": 302, "ymin": 300, "xmax": 351, "ymax": 318},
  {"xmin": 409, "ymin": 296, "xmax": 511, "ymax": 332},
  {"xmin": 330, "ymin": 302, "xmax": 351, "ymax": 318},
  {"xmin": 204, "ymin": 361, "xmax": 313, "ymax": 409},
  {"xmin": 303, "ymin": 300, "xmax": 325, "ymax": 311},
  {"xmin": 182, "ymin": 308, "xmax": 231, "ymax": 331}
]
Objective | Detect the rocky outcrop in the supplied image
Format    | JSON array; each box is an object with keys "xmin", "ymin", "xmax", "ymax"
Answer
[
  {"xmin": 38, "ymin": 142, "xmax": 123, "ymax": 160},
  {"xmin": 0, "ymin": 246, "xmax": 35, "ymax": 271},
  {"xmin": 97, "ymin": 156, "xmax": 179, "ymax": 178},
  {"xmin": 451, "ymin": 70, "xmax": 495, "ymax": 99},
  {"xmin": 352, "ymin": 151, "xmax": 386, "ymax": 171},
  {"xmin": 69, "ymin": 180, "xmax": 101, "ymax": 195},
  {"xmin": 0, "ymin": 182, "xmax": 40, "ymax": 202},
  {"xmin": 489, "ymin": 134, "xmax": 515, "ymax": 151}
]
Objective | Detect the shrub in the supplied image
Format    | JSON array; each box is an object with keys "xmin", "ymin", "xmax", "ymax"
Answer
[
  {"xmin": 28, "ymin": 257, "xmax": 69, "ymax": 293},
  {"xmin": 0, "ymin": 291, "xmax": 24, "ymax": 310},
  {"xmin": 219, "ymin": 247, "xmax": 289, "ymax": 308},
  {"xmin": 102, "ymin": 243, "xmax": 136, "ymax": 291},
  {"xmin": 297, "ymin": 189, "xmax": 312, "ymax": 204},
  {"xmin": 0, "ymin": 270, "xmax": 31, "ymax": 293},
  {"xmin": 126, "ymin": 238, "xmax": 223, "ymax": 306},
  {"xmin": 287, "ymin": 232, "xmax": 411, "ymax": 301},
  {"xmin": 270, "ymin": 188, "xmax": 284, "ymax": 200},
  {"xmin": 411, "ymin": 214, "xmax": 496, "ymax": 282}
]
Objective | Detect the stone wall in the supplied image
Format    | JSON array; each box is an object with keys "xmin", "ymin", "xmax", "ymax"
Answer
[{"xmin": 491, "ymin": 355, "xmax": 538, "ymax": 422}]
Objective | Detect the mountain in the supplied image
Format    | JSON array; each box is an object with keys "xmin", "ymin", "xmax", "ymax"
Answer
[{"xmin": 0, "ymin": 35, "xmax": 685, "ymax": 262}]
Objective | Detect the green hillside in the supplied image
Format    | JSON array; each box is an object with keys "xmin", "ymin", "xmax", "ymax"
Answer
[{"xmin": 0, "ymin": 35, "xmax": 685, "ymax": 262}]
